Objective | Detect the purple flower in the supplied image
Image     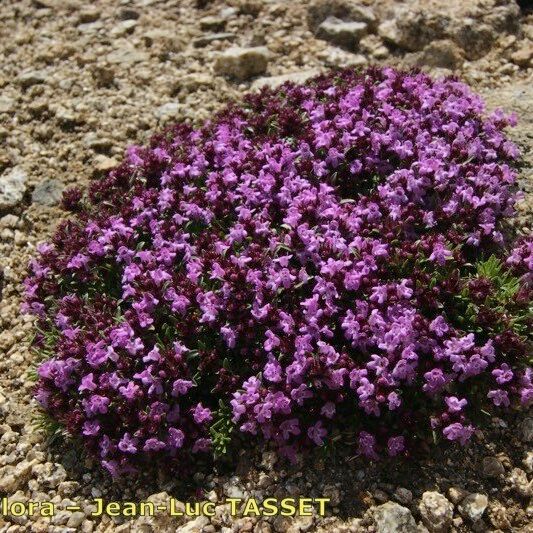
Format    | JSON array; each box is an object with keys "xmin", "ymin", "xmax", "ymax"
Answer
[
  {"xmin": 321, "ymin": 402, "xmax": 336, "ymax": 418},
  {"xmin": 429, "ymin": 316, "xmax": 449, "ymax": 337},
  {"xmin": 118, "ymin": 433, "xmax": 138, "ymax": 453},
  {"xmin": 358, "ymin": 431, "xmax": 379, "ymax": 460},
  {"xmin": 290, "ymin": 384, "xmax": 313, "ymax": 406},
  {"xmin": 487, "ymin": 389, "xmax": 510, "ymax": 407},
  {"xmin": 264, "ymin": 330, "xmax": 280, "ymax": 352},
  {"xmin": 143, "ymin": 346, "xmax": 161, "ymax": 363},
  {"xmin": 119, "ymin": 381, "xmax": 140, "ymax": 401},
  {"xmin": 492, "ymin": 364, "xmax": 513, "ymax": 385},
  {"xmin": 192, "ymin": 403, "xmax": 212, "ymax": 424},
  {"xmin": 357, "ymin": 378, "xmax": 375, "ymax": 401},
  {"xmin": 79, "ymin": 373, "xmax": 97, "ymax": 393},
  {"xmin": 82, "ymin": 420, "xmax": 100, "ymax": 436},
  {"xmin": 370, "ymin": 285, "xmax": 388, "ymax": 304},
  {"xmin": 101, "ymin": 460, "xmax": 121, "ymax": 478},
  {"xmin": 387, "ymin": 392, "xmax": 401, "ymax": 410},
  {"xmin": 172, "ymin": 379, "xmax": 194, "ymax": 396},
  {"xmin": 445, "ymin": 396, "xmax": 468, "ymax": 413},
  {"xmin": 192, "ymin": 438, "xmax": 211, "ymax": 453},
  {"xmin": 84, "ymin": 395, "xmax": 110, "ymax": 416},
  {"xmin": 221, "ymin": 326, "xmax": 237, "ymax": 348},
  {"xmin": 168, "ymin": 428, "xmax": 185, "ymax": 449},
  {"xmin": 263, "ymin": 356, "xmax": 282, "ymax": 383},
  {"xmin": 429, "ymin": 241, "xmax": 453, "ymax": 265},
  {"xmin": 253, "ymin": 402, "xmax": 272, "ymax": 423},
  {"xmin": 143, "ymin": 438, "xmax": 166, "ymax": 452},
  {"xmin": 423, "ymin": 369, "xmax": 447, "ymax": 394},
  {"xmin": 387, "ymin": 436, "xmax": 405, "ymax": 456},
  {"xmin": 307, "ymin": 421, "xmax": 327, "ymax": 446},
  {"xmin": 443, "ymin": 423, "xmax": 475, "ymax": 445}
]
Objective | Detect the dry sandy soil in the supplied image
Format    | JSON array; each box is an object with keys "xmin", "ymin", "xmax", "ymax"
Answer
[{"xmin": 0, "ymin": 0, "xmax": 532, "ymax": 532}]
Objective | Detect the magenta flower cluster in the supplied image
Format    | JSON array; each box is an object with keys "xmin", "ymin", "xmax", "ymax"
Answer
[{"xmin": 25, "ymin": 68, "xmax": 532, "ymax": 476}]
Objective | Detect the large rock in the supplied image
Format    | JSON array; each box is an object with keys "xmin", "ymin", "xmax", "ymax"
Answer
[
  {"xmin": 377, "ymin": 0, "xmax": 520, "ymax": 59},
  {"xmin": 416, "ymin": 40, "xmax": 464, "ymax": 69},
  {"xmin": 0, "ymin": 167, "xmax": 28, "ymax": 211},
  {"xmin": 308, "ymin": 0, "xmax": 377, "ymax": 31},
  {"xmin": 316, "ymin": 16, "xmax": 368, "ymax": 50},
  {"xmin": 66, "ymin": 512, "xmax": 85, "ymax": 528},
  {"xmin": 419, "ymin": 491, "xmax": 453, "ymax": 533},
  {"xmin": 447, "ymin": 487, "xmax": 468, "ymax": 505},
  {"xmin": 17, "ymin": 70, "xmax": 47, "ymax": 88},
  {"xmin": 214, "ymin": 47, "xmax": 270, "ymax": 81},
  {"xmin": 453, "ymin": 20, "xmax": 499, "ymax": 60},
  {"xmin": 32, "ymin": 179, "xmax": 64, "ymax": 207},
  {"xmin": 458, "ymin": 493, "xmax": 488, "ymax": 522},
  {"xmin": 372, "ymin": 502, "xmax": 418, "ymax": 533}
]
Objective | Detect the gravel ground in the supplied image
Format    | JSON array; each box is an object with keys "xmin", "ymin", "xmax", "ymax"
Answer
[{"xmin": 0, "ymin": 0, "xmax": 532, "ymax": 532}]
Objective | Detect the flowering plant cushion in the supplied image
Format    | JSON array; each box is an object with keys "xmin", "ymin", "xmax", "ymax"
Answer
[{"xmin": 25, "ymin": 68, "xmax": 532, "ymax": 476}]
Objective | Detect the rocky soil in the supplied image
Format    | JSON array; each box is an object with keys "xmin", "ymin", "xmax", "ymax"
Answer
[{"xmin": 0, "ymin": 0, "xmax": 532, "ymax": 531}]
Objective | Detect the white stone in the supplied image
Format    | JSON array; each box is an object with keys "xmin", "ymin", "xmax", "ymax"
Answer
[
  {"xmin": 419, "ymin": 491, "xmax": 453, "ymax": 533},
  {"xmin": 316, "ymin": 16, "xmax": 367, "ymax": 49},
  {"xmin": 155, "ymin": 102, "xmax": 181, "ymax": 120},
  {"xmin": 372, "ymin": 502, "xmax": 418, "ymax": 533},
  {"xmin": 17, "ymin": 70, "xmax": 47, "ymax": 88},
  {"xmin": 0, "ymin": 167, "xmax": 27, "ymax": 211},
  {"xmin": 251, "ymin": 70, "xmax": 320, "ymax": 90},
  {"xmin": 509, "ymin": 468, "xmax": 533, "ymax": 498},
  {"xmin": 458, "ymin": 493, "xmax": 488, "ymax": 522},
  {"xmin": 66, "ymin": 512, "xmax": 86, "ymax": 528},
  {"xmin": 214, "ymin": 47, "xmax": 270, "ymax": 81},
  {"xmin": 32, "ymin": 179, "xmax": 64, "ymax": 207}
]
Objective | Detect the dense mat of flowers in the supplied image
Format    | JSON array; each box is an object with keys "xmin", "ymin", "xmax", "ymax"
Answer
[{"xmin": 25, "ymin": 68, "xmax": 532, "ymax": 476}]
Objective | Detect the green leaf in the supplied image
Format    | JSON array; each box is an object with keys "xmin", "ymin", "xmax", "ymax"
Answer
[{"xmin": 476, "ymin": 255, "xmax": 502, "ymax": 278}]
